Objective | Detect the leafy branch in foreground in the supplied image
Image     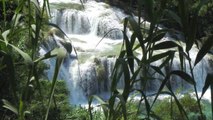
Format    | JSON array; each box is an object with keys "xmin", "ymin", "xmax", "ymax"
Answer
[
  {"xmin": 0, "ymin": 0, "xmax": 72, "ymax": 119},
  {"xmin": 88, "ymin": 0, "xmax": 213, "ymax": 120}
]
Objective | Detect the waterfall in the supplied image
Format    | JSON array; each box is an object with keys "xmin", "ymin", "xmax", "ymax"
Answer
[
  {"xmin": 39, "ymin": 0, "xmax": 213, "ymax": 104},
  {"xmin": 50, "ymin": 1, "xmax": 125, "ymax": 39}
]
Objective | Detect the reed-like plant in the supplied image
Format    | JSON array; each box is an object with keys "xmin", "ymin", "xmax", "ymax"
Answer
[
  {"xmin": 89, "ymin": 0, "xmax": 213, "ymax": 120},
  {"xmin": 0, "ymin": 0, "xmax": 70, "ymax": 119}
]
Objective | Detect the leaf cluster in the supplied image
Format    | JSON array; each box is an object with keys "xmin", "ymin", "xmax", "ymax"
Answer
[{"xmin": 88, "ymin": 0, "xmax": 213, "ymax": 120}]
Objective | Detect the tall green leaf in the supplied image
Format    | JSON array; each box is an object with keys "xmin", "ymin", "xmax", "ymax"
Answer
[
  {"xmin": 111, "ymin": 51, "xmax": 125, "ymax": 92},
  {"xmin": 127, "ymin": 17, "xmax": 145, "ymax": 54},
  {"xmin": 108, "ymin": 92, "xmax": 117, "ymax": 119},
  {"xmin": 150, "ymin": 65, "xmax": 165, "ymax": 77},
  {"xmin": 195, "ymin": 35, "xmax": 213, "ymax": 66},
  {"xmin": 31, "ymin": 0, "xmax": 41, "ymax": 12},
  {"xmin": 200, "ymin": 73, "xmax": 213, "ymax": 99},
  {"xmin": 45, "ymin": 48, "xmax": 66, "ymax": 120},
  {"xmin": 164, "ymin": 9, "xmax": 182, "ymax": 27},
  {"xmin": 2, "ymin": 54, "xmax": 17, "ymax": 100},
  {"xmin": 9, "ymin": 44, "xmax": 33, "ymax": 66},
  {"xmin": 151, "ymin": 30, "xmax": 167, "ymax": 43},
  {"xmin": 153, "ymin": 41, "xmax": 180, "ymax": 50},
  {"xmin": 88, "ymin": 95, "xmax": 108, "ymax": 120},
  {"xmin": 2, "ymin": 99, "xmax": 18, "ymax": 115},
  {"xmin": 34, "ymin": 48, "xmax": 59, "ymax": 63},
  {"xmin": 170, "ymin": 70, "xmax": 195, "ymax": 85},
  {"xmin": 2, "ymin": 0, "xmax": 6, "ymax": 27},
  {"xmin": 0, "ymin": 30, "xmax": 33, "ymax": 65},
  {"xmin": 178, "ymin": 46, "xmax": 184, "ymax": 70},
  {"xmin": 147, "ymin": 50, "xmax": 175, "ymax": 63},
  {"xmin": 151, "ymin": 76, "xmax": 170, "ymax": 109},
  {"xmin": 2, "ymin": 30, "xmax": 10, "ymax": 45},
  {"xmin": 117, "ymin": 94, "xmax": 127, "ymax": 120},
  {"xmin": 18, "ymin": 98, "xmax": 24, "ymax": 120},
  {"xmin": 142, "ymin": 0, "xmax": 154, "ymax": 21},
  {"xmin": 141, "ymin": 91, "xmax": 151, "ymax": 118},
  {"xmin": 167, "ymin": 82, "xmax": 189, "ymax": 120},
  {"xmin": 121, "ymin": 58, "xmax": 131, "ymax": 101},
  {"xmin": 186, "ymin": 15, "xmax": 198, "ymax": 52},
  {"xmin": 124, "ymin": 32, "xmax": 134, "ymax": 73},
  {"xmin": 178, "ymin": 0, "xmax": 189, "ymax": 35}
]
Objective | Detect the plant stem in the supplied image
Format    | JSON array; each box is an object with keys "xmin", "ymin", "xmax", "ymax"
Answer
[{"xmin": 187, "ymin": 52, "xmax": 204, "ymax": 118}]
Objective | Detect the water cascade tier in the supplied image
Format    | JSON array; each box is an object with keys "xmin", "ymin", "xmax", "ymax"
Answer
[
  {"xmin": 50, "ymin": 1, "xmax": 126, "ymax": 39},
  {"xmin": 39, "ymin": 0, "xmax": 213, "ymax": 104}
]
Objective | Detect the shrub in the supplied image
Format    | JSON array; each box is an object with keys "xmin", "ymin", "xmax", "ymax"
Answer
[{"xmin": 153, "ymin": 94, "xmax": 205, "ymax": 120}]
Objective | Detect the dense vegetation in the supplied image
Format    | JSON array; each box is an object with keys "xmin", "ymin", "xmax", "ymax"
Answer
[
  {"xmin": 0, "ymin": 0, "xmax": 213, "ymax": 120},
  {"xmin": 89, "ymin": 0, "xmax": 213, "ymax": 120},
  {"xmin": 0, "ymin": 0, "xmax": 69, "ymax": 119}
]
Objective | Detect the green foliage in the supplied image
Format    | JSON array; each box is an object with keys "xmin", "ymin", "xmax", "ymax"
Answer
[
  {"xmin": 26, "ymin": 80, "xmax": 71, "ymax": 120},
  {"xmin": 88, "ymin": 0, "xmax": 213, "ymax": 120},
  {"xmin": 202, "ymin": 100, "xmax": 212, "ymax": 119},
  {"xmin": 23, "ymin": 80, "xmax": 98, "ymax": 120},
  {"xmin": 0, "ymin": 0, "xmax": 212, "ymax": 119},
  {"xmin": 0, "ymin": 0, "xmax": 70, "ymax": 119},
  {"xmin": 153, "ymin": 94, "xmax": 202, "ymax": 120}
]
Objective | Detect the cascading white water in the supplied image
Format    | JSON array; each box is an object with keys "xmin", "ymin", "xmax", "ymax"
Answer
[
  {"xmin": 39, "ymin": 0, "xmax": 128, "ymax": 104},
  {"xmin": 39, "ymin": 0, "xmax": 213, "ymax": 104},
  {"xmin": 50, "ymin": 1, "xmax": 125, "ymax": 39}
]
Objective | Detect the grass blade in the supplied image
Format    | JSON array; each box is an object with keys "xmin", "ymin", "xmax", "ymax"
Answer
[
  {"xmin": 111, "ymin": 51, "xmax": 125, "ymax": 92},
  {"xmin": 164, "ymin": 9, "xmax": 182, "ymax": 27},
  {"xmin": 178, "ymin": 46, "xmax": 184, "ymax": 70},
  {"xmin": 2, "ymin": 0, "xmax": 6, "ymax": 27},
  {"xmin": 88, "ymin": 95, "xmax": 108, "ymax": 120},
  {"xmin": 123, "ymin": 31, "xmax": 134, "ymax": 73},
  {"xmin": 170, "ymin": 70, "xmax": 195, "ymax": 85},
  {"xmin": 186, "ymin": 15, "xmax": 197, "ymax": 52},
  {"xmin": 200, "ymin": 73, "xmax": 213, "ymax": 100},
  {"xmin": 2, "ymin": 99, "xmax": 18, "ymax": 115},
  {"xmin": 121, "ymin": 59, "xmax": 131, "ymax": 101},
  {"xmin": 151, "ymin": 30, "xmax": 167, "ymax": 43},
  {"xmin": 31, "ymin": 0, "xmax": 41, "ymax": 12},
  {"xmin": 34, "ymin": 48, "xmax": 59, "ymax": 63},
  {"xmin": 0, "ymin": 40, "xmax": 33, "ymax": 66},
  {"xmin": 142, "ymin": 0, "xmax": 154, "ymax": 21},
  {"xmin": 2, "ymin": 30, "xmax": 10, "ymax": 45},
  {"xmin": 108, "ymin": 93, "xmax": 117, "ymax": 119},
  {"xmin": 167, "ymin": 82, "xmax": 189, "ymax": 120},
  {"xmin": 151, "ymin": 76, "xmax": 170, "ymax": 109},
  {"xmin": 9, "ymin": 43, "xmax": 33, "ymax": 66},
  {"xmin": 150, "ymin": 65, "xmax": 165, "ymax": 77},
  {"xmin": 45, "ymin": 48, "xmax": 66, "ymax": 120},
  {"xmin": 153, "ymin": 41, "xmax": 180, "ymax": 50},
  {"xmin": 127, "ymin": 16, "xmax": 145, "ymax": 53},
  {"xmin": 141, "ymin": 91, "xmax": 151, "ymax": 118},
  {"xmin": 147, "ymin": 50, "xmax": 175, "ymax": 63},
  {"xmin": 195, "ymin": 35, "xmax": 213, "ymax": 66},
  {"xmin": 117, "ymin": 94, "xmax": 127, "ymax": 120}
]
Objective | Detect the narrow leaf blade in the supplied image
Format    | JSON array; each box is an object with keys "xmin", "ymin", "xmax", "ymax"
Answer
[
  {"xmin": 2, "ymin": 99, "xmax": 18, "ymax": 115},
  {"xmin": 200, "ymin": 73, "xmax": 213, "ymax": 99},
  {"xmin": 195, "ymin": 35, "xmax": 213, "ymax": 66},
  {"xmin": 170, "ymin": 70, "xmax": 195, "ymax": 85}
]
